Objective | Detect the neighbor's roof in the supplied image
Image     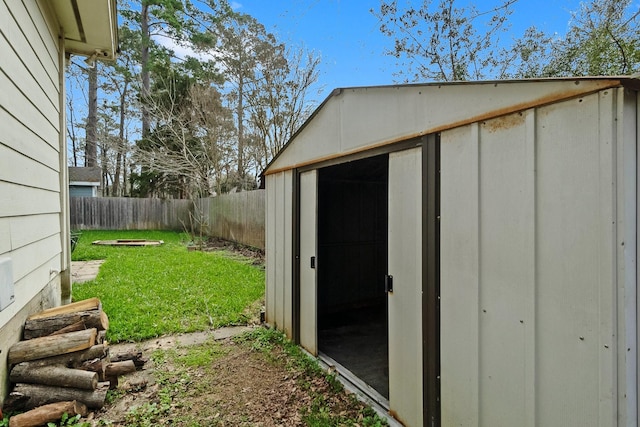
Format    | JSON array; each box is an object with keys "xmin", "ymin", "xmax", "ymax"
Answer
[
  {"xmin": 69, "ymin": 167, "xmax": 101, "ymax": 184},
  {"xmin": 50, "ymin": 0, "xmax": 118, "ymax": 60},
  {"xmin": 265, "ymin": 76, "xmax": 640, "ymax": 175}
]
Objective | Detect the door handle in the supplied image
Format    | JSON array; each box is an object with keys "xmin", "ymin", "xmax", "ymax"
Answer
[
  {"xmin": 310, "ymin": 256, "xmax": 316, "ymax": 269},
  {"xmin": 385, "ymin": 274, "xmax": 393, "ymax": 293}
]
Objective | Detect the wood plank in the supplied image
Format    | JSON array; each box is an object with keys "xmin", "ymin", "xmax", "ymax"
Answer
[
  {"xmin": 28, "ymin": 298, "xmax": 101, "ymax": 320},
  {"xmin": 8, "ymin": 328, "xmax": 97, "ymax": 364}
]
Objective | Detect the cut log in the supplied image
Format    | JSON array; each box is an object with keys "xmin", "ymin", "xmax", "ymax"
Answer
[
  {"xmin": 48, "ymin": 320, "xmax": 87, "ymax": 336},
  {"xmin": 111, "ymin": 351, "xmax": 147, "ymax": 369},
  {"xmin": 79, "ymin": 358, "xmax": 105, "ymax": 381},
  {"xmin": 8, "ymin": 329, "xmax": 97, "ymax": 364},
  {"xmin": 105, "ymin": 360, "xmax": 136, "ymax": 377},
  {"xmin": 26, "ymin": 344, "xmax": 108, "ymax": 369},
  {"xmin": 12, "ymin": 382, "xmax": 110, "ymax": 410},
  {"xmin": 97, "ymin": 330, "xmax": 107, "ymax": 344},
  {"xmin": 24, "ymin": 310, "xmax": 108, "ymax": 339},
  {"xmin": 8, "ymin": 400, "xmax": 87, "ymax": 427},
  {"xmin": 10, "ymin": 363, "xmax": 98, "ymax": 390},
  {"xmin": 27, "ymin": 298, "xmax": 100, "ymax": 320}
]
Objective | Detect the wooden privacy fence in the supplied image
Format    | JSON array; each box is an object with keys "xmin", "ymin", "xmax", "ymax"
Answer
[
  {"xmin": 70, "ymin": 191, "xmax": 266, "ymax": 249},
  {"xmin": 196, "ymin": 191, "xmax": 265, "ymax": 250},
  {"xmin": 70, "ymin": 197, "xmax": 191, "ymax": 231}
]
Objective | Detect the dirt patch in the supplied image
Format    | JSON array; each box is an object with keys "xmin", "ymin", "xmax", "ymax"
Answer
[
  {"xmin": 83, "ymin": 328, "xmax": 386, "ymax": 426},
  {"xmin": 202, "ymin": 237, "xmax": 265, "ymax": 266}
]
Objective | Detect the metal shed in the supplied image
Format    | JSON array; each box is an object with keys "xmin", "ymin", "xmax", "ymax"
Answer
[{"xmin": 263, "ymin": 77, "xmax": 640, "ymax": 427}]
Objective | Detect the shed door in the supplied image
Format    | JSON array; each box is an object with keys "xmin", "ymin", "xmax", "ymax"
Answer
[
  {"xmin": 388, "ymin": 147, "xmax": 423, "ymax": 427},
  {"xmin": 299, "ymin": 170, "xmax": 318, "ymax": 355}
]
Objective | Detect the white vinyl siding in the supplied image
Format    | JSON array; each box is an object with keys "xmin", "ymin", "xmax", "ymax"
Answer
[{"xmin": 0, "ymin": 0, "xmax": 62, "ymax": 325}]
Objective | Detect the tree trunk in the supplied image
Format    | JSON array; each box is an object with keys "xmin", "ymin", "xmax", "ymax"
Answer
[
  {"xmin": 141, "ymin": 3, "xmax": 150, "ymax": 139},
  {"xmin": 10, "ymin": 364, "xmax": 98, "ymax": 390},
  {"xmin": 113, "ymin": 81, "xmax": 129, "ymax": 196},
  {"xmin": 12, "ymin": 383, "xmax": 109, "ymax": 410},
  {"xmin": 8, "ymin": 329, "xmax": 97, "ymax": 364},
  {"xmin": 86, "ymin": 65, "xmax": 98, "ymax": 167},
  {"xmin": 23, "ymin": 310, "xmax": 108, "ymax": 340},
  {"xmin": 8, "ymin": 400, "xmax": 87, "ymax": 427},
  {"xmin": 237, "ymin": 70, "xmax": 244, "ymax": 185}
]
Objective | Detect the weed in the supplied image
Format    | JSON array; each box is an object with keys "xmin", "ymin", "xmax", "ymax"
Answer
[
  {"xmin": 173, "ymin": 341, "xmax": 228, "ymax": 368},
  {"xmin": 124, "ymin": 402, "xmax": 168, "ymax": 427},
  {"xmin": 47, "ymin": 412, "xmax": 90, "ymax": 427}
]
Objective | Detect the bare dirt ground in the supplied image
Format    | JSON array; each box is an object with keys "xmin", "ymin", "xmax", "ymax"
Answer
[
  {"xmin": 84, "ymin": 327, "xmax": 382, "ymax": 426},
  {"xmin": 81, "ymin": 240, "xmax": 386, "ymax": 426}
]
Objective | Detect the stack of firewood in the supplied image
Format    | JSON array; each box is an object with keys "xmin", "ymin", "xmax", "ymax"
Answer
[{"xmin": 4, "ymin": 298, "xmax": 145, "ymax": 427}]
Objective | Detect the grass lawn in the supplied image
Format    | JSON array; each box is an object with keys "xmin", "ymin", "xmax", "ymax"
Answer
[{"xmin": 71, "ymin": 230, "xmax": 265, "ymax": 343}]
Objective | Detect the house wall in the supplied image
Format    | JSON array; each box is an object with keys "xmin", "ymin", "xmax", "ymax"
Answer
[
  {"xmin": 0, "ymin": 0, "xmax": 65, "ymax": 402},
  {"xmin": 440, "ymin": 87, "xmax": 637, "ymax": 426}
]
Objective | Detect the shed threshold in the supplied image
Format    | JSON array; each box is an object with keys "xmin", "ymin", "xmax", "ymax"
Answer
[{"xmin": 317, "ymin": 352, "xmax": 403, "ymax": 427}]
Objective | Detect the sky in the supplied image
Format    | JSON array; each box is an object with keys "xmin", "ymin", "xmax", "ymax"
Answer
[{"xmin": 231, "ymin": 0, "xmax": 583, "ymax": 101}]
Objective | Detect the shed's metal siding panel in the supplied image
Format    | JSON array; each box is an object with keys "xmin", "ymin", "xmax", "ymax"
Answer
[
  {"xmin": 440, "ymin": 123, "xmax": 481, "ymax": 426},
  {"xmin": 265, "ymin": 174, "xmax": 277, "ymax": 327},
  {"xmin": 616, "ymin": 87, "xmax": 637, "ymax": 426},
  {"xmin": 476, "ymin": 110, "xmax": 536, "ymax": 427},
  {"xmin": 388, "ymin": 148, "xmax": 423, "ymax": 427},
  {"xmin": 267, "ymin": 80, "xmax": 621, "ymax": 174},
  {"xmin": 299, "ymin": 170, "xmax": 317, "ymax": 355},
  {"xmin": 441, "ymin": 90, "xmax": 634, "ymax": 427},
  {"xmin": 265, "ymin": 171, "xmax": 294, "ymax": 336},
  {"xmin": 536, "ymin": 92, "xmax": 615, "ymax": 426}
]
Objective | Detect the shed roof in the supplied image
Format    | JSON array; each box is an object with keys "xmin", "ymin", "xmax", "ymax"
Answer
[
  {"xmin": 265, "ymin": 76, "xmax": 640, "ymax": 175},
  {"xmin": 50, "ymin": 0, "xmax": 118, "ymax": 60},
  {"xmin": 69, "ymin": 166, "xmax": 101, "ymax": 184}
]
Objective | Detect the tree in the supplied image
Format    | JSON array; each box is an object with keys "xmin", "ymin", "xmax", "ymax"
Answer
[
  {"xmin": 372, "ymin": 0, "xmax": 517, "ymax": 82},
  {"xmin": 544, "ymin": 0, "xmax": 640, "ymax": 76},
  {"xmin": 131, "ymin": 66, "xmax": 235, "ymax": 199},
  {"xmin": 85, "ymin": 65, "xmax": 98, "ymax": 166},
  {"xmin": 245, "ymin": 45, "xmax": 320, "ymax": 171}
]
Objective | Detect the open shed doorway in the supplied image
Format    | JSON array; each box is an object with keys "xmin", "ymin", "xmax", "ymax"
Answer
[{"xmin": 317, "ymin": 153, "xmax": 389, "ymax": 399}]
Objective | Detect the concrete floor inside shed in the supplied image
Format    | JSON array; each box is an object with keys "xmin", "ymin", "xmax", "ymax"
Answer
[{"xmin": 319, "ymin": 306, "xmax": 389, "ymax": 399}]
